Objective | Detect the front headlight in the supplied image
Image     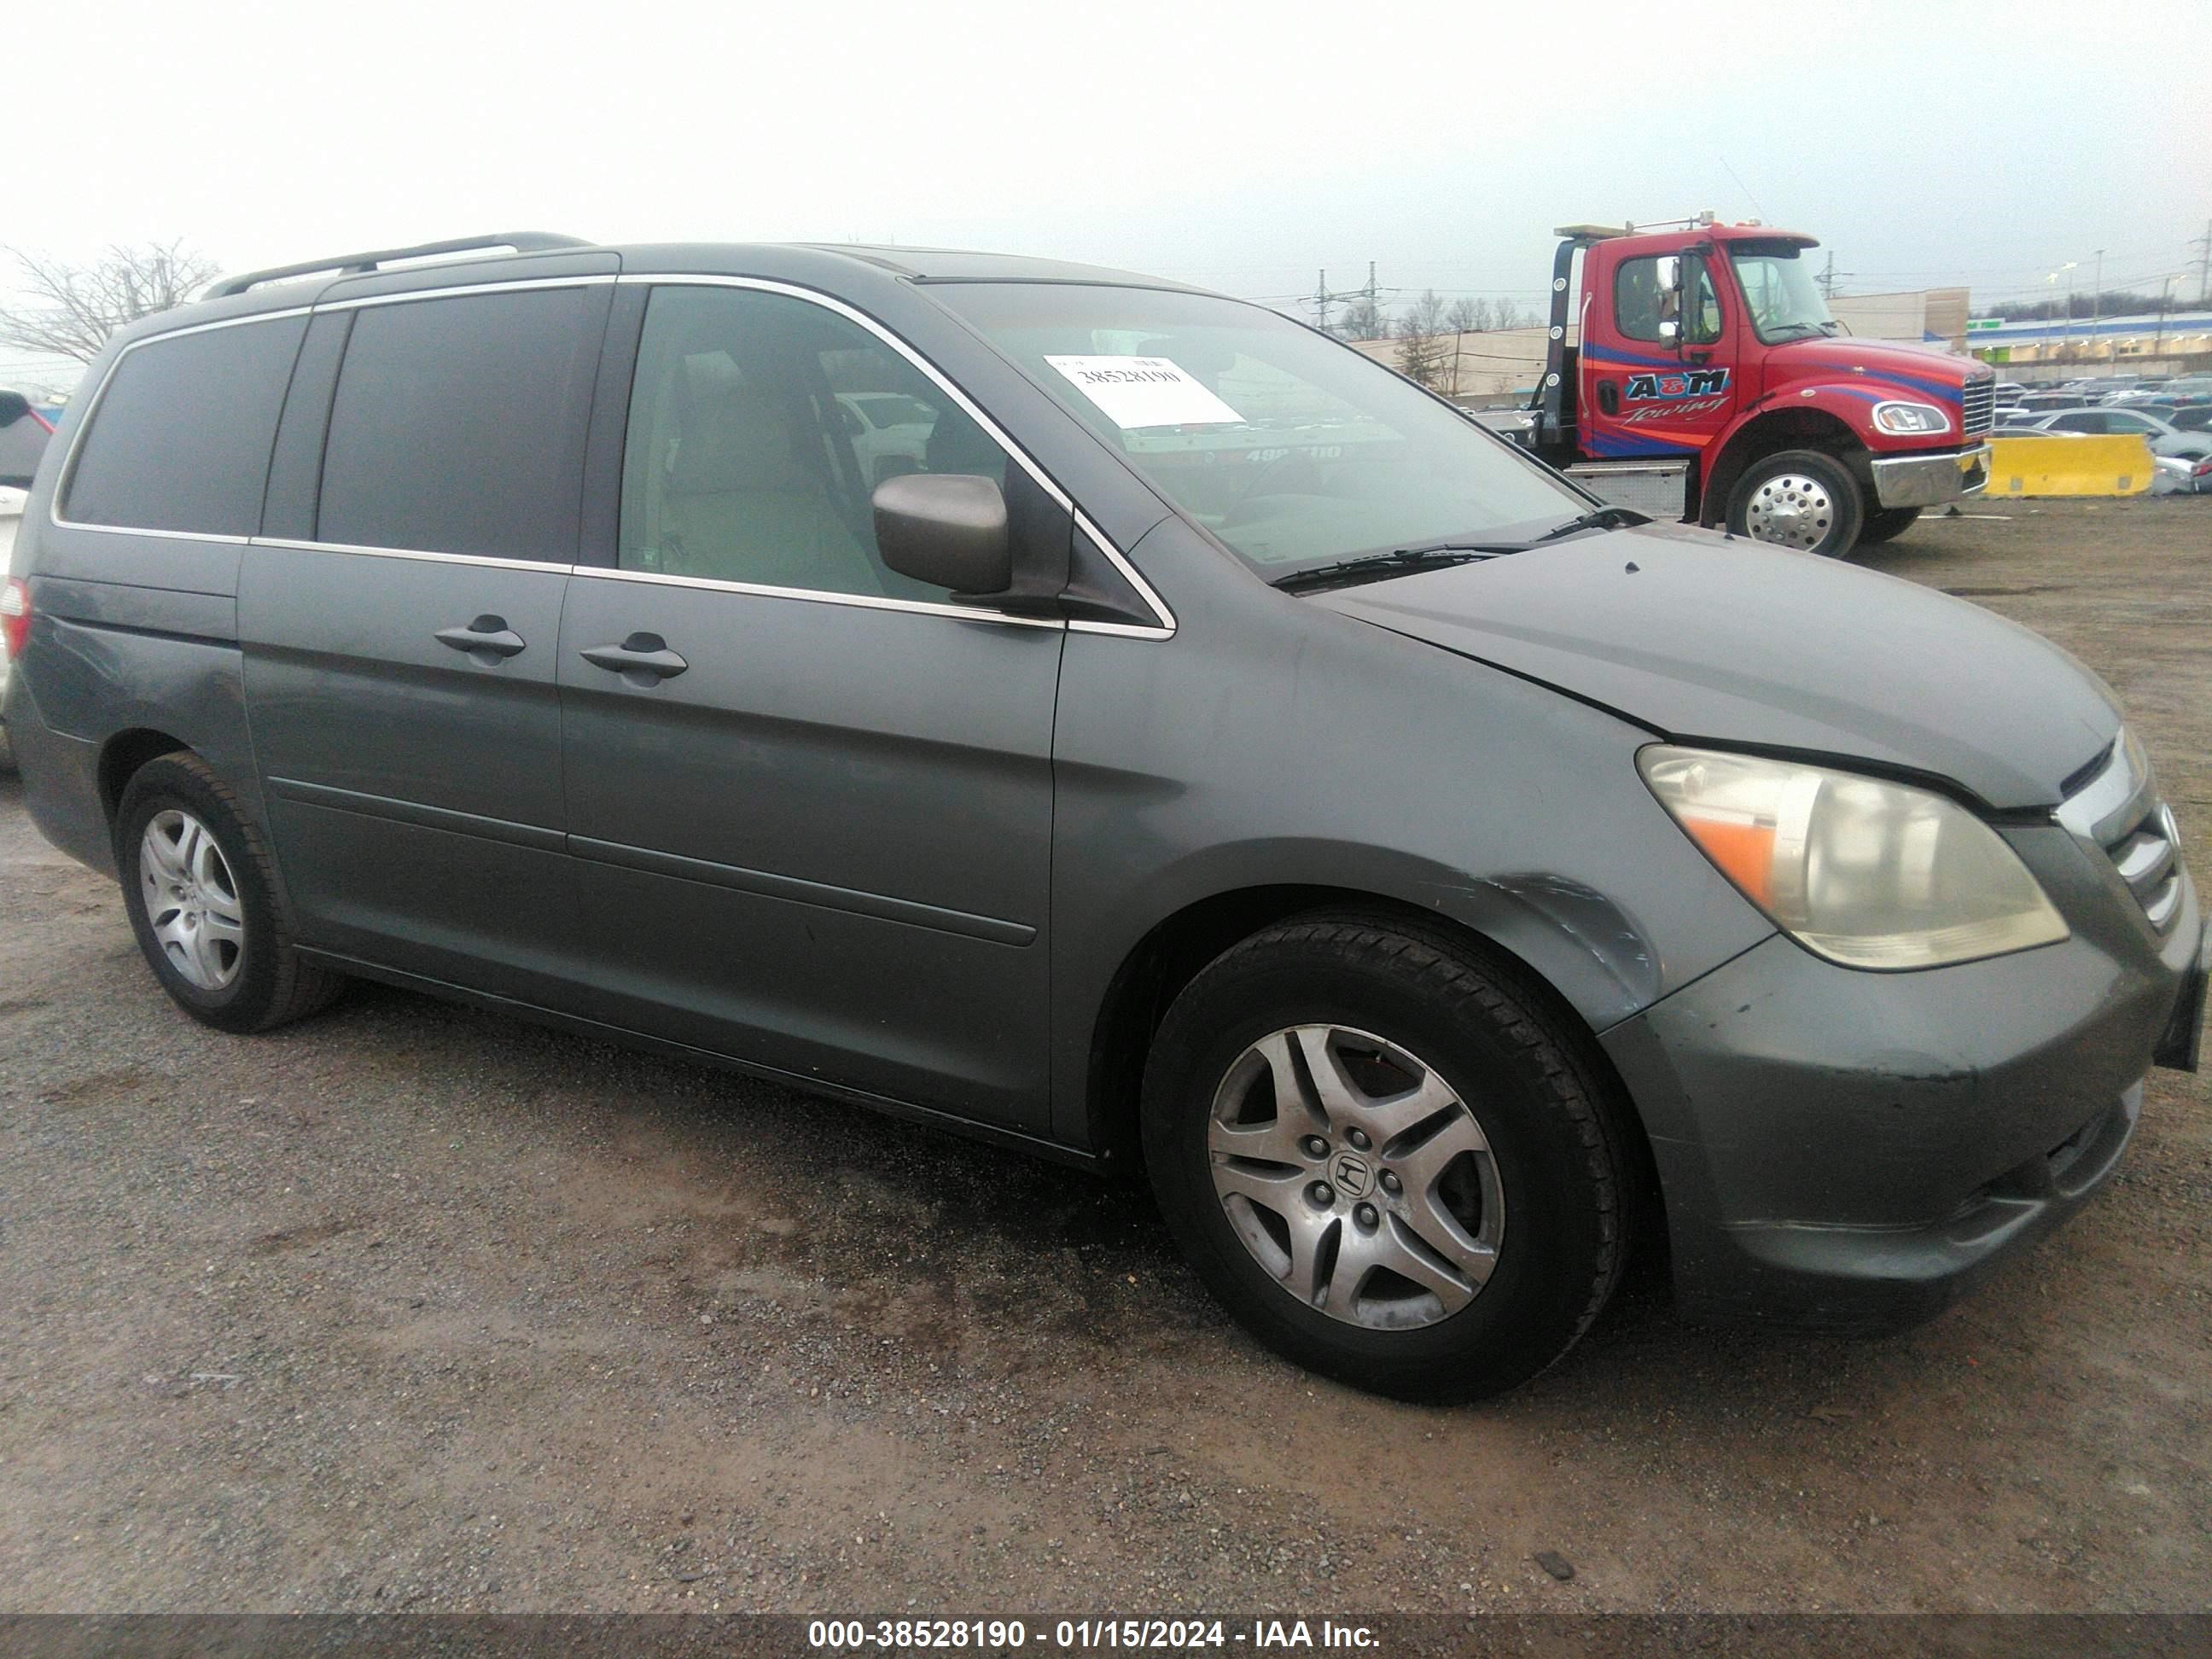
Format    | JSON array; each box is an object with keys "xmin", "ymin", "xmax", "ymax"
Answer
[
  {"xmin": 1639, "ymin": 746, "xmax": 2069, "ymax": 969},
  {"xmin": 1873, "ymin": 400, "xmax": 1953, "ymax": 436}
]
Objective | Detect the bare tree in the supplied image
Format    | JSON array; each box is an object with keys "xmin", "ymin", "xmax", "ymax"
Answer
[
  {"xmin": 1490, "ymin": 301, "xmax": 1534, "ymax": 331},
  {"xmin": 1444, "ymin": 296, "xmax": 1488, "ymax": 335},
  {"xmin": 0, "ymin": 242, "xmax": 220, "ymax": 364},
  {"xmin": 1393, "ymin": 289, "xmax": 1455, "ymax": 391},
  {"xmin": 1333, "ymin": 296, "xmax": 1388, "ymax": 341}
]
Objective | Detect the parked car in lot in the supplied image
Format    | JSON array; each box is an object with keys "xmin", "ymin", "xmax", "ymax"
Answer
[
  {"xmin": 835, "ymin": 391, "xmax": 940, "ymax": 485},
  {"xmin": 3, "ymin": 234, "xmax": 2203, "ymax": 1400},
  {"xmin": 2013, "ymin": 406, "xmax": 2212, "ymax": 460},
  {"xmin": 0, "ymin": 390, "xmax": 52, "ymax": 770}
]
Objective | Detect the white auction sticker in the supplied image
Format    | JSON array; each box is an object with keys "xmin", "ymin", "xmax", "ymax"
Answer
[{"xmin": 1045, "ymin": 355, "xmax": 1245, "ymax": 428}]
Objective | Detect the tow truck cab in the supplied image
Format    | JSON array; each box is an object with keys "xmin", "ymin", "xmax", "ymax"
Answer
[{"xmin": 1514, "ymin": 220, "xmax": 1995, "ymax": 558}]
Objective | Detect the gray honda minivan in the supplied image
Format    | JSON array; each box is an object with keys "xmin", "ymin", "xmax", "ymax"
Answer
[{"xmin": 4, "ymin": 233, "xmax": 2203, "ymax": 1400}]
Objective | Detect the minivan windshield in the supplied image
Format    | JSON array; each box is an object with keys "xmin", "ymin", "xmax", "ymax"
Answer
[
  {"xmin": 930, "ymin": 282, "xmax": 1586, "ymax": 579},
  {"xmin": 1726, "ymin": 242, "xmax": 1838, "ymax": 344}
]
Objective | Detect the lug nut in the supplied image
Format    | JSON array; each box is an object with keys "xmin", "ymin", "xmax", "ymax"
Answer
[
  {"xmin": 1301, "ymin": 1136, "xmax": 1329, "ymax": 1158},
  {"xmin": 1310, "ymin": 1182, "xmax": 1335, "ymax": 1206},
  {"xmin": 1354, "ymin": 1203, "xmax": 1379, "ymax": 1229},
  {"xmin": 1379, "ymin": 1170, "xmax": 1401, "ymax": 1195},
  {"xmin": 1347, "ymin": 1128, "xmax": 1371, "ymax": 1150}
]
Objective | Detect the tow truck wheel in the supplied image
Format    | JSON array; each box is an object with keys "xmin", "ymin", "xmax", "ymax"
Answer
[
  {"xmin": 1726, "ymin": 449, "xmax": 1863, "ymax": 558},
  {"xmin": 1857, "ymin": 506, "xmax": 1922, "ymax": 546}
]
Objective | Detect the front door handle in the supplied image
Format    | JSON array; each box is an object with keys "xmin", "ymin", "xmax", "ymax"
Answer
[
  {"xmin": 580, "ymin": 632, "xmax": 689, "ymax": 684},
  {"xmin": 434, "ymin": 614, "xmax": 527, "ymax": 662}
]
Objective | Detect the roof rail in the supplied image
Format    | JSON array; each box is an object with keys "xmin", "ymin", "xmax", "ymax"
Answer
[{"xmin": 206, "ymin": 232, "xmax": 592, "ymax": 299}]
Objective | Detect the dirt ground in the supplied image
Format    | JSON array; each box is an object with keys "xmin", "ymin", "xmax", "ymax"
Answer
[{"xmin": 0, "ymin": 497, "xmax": 2205, "ymax": 1617}]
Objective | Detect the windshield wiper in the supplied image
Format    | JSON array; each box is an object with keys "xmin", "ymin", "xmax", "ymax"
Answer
[
  {"xmin": 1272, "ymin": 507, "xmax": 1646, "ymax": 593},
  {"xmin": 1271, "ymin": 544, "xmax": 1501, "ymax": 593}
]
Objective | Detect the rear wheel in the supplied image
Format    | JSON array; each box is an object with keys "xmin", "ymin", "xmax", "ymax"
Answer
[
  {"xmin": 1857, "ymin": 505, "xmax": 1923, "ymax": 545},
  {"xmin": 1141, "ymin": 916, "xmax": 1633, "ymax": 1402},
  {"xmin": 1726, "ymin": 448, "xmax": 1864, "ymax": 557},
  {"xmin": 116, "ymin": 753, "xmax": 344, "ymax": 1033}
]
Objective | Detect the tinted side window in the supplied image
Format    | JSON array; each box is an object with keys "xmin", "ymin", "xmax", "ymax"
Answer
[
  {"xmin": 318, "ymin": 287, "xmax": 603, "ymax": 560},
  {"xmin": 1615, "ymin": 257, "xmax": 1677, "ymax": 344},
  {"xmin": 619, "ymin": 284, "xmax": 1006, "ymax": 600},
  {"xmin": 62, "ymin": 315, "xmax": 306, "ymax": 534}
]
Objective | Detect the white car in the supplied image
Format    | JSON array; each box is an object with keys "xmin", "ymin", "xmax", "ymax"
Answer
[
  {"xmin": 835, "ymin": 391, "xmax": 939, "ymax": 486},
  {"xmin": 2015, "ymin": 406, "xmax": 2212, "ymax": 461}
]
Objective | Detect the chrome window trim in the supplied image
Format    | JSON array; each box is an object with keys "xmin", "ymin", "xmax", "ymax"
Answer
[
  {"xmin": 616, "ymin": 271, "xmax": 1178, "ymax": 638},
  {"xmin": 569, "ymin": 563, "xmax": 1066, "ymax": 630},
  {"xmin": 248, "ymin": 535, "xmax": 574, "ymax": 577},
  {"xmin": 47, "ymin": 306, "xmax": 314, "ymax": 538},
  {"xmin": 315, "ymin": 274, "xmax": 618, "ymax": 311}
]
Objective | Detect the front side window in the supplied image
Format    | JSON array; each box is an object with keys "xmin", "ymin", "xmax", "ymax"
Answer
[
  {"xmin": 1726, "ymin": 242, "xmax": 1837, "ymax": 344},
  {"xmin": 62, "ymin": 315, "xmax": 306, "ymax": 535},
  {"xmin": 317, "ymin": 287, "xmax": 602, "ymax": 560},
  {"xmin": 618, "ymin": 285, "xmax": 1005, "ymax": 600},
  {"xmin": 931, "ymin": 282, "xmax": 1583, "ymax": 578}
]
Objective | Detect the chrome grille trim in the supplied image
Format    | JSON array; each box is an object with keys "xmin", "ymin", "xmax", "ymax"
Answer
[
  {"xmin": 2057, "ymin": 735, "xmax": 2184, "ymax": 933},
  {"xmin": 1959, "ymin": 377, "xmax": 1997, "ymax": 438}
]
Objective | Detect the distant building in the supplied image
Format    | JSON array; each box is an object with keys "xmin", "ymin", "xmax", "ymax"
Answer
[{"xmin": 1965, "ymin": 311, "xmax": 2212, "ymax": 381}]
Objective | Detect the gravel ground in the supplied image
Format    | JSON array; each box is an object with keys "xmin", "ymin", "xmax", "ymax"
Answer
[{"xmin": 0, "ymin": 497, "xmax": 2205, "ymax": 1615}]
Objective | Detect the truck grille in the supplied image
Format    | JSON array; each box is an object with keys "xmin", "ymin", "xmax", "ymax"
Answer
[
  {"xmin": 1959, "ymin": 376, "xmax": 1996, "ymax": 437},
  {"xmin": 2058, "ymin": 733, "xmax": 2185, "ymax": 933}
]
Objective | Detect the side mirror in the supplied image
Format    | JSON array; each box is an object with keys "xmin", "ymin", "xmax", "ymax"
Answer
[
  {"xmin": 873, "ymin": 473, "xmax": 1012, "ymax": 596},
  {"xmin": 1657, "ymin": 318, "xmax": 1681, "ymax": 346},
  {"xmin": 0, "ymin": 391, "xmax": 31, "ymax": 427}
]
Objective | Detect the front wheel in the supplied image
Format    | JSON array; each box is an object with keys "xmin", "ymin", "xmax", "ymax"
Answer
[
  {"xmin": 1141, "ymin": 916, "xmax": 1634, "ymax": 1402},
  {"xmin": 1726, "ymin": 448, "xmax": 1864, "ymax": 557}
]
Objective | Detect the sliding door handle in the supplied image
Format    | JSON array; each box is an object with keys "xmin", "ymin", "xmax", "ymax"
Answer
[
  {"xmin": 434, "ymin": 615, "xmax": 527, "ymax": 662},
  {"xmin": 580, "ymin": 632, "xmax": 689, "ymax": 683}
]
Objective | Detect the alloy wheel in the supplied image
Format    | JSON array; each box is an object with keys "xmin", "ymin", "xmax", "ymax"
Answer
[
  {"xmin": 139, "ymin": 808, "xmax": 246, "ymax": 991},
  {"xmin": 1207, "ymin": 1023, "xmax": 1504, "ymax": 1330}
]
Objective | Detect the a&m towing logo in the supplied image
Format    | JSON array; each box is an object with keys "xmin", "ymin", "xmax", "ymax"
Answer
[
  {"xmin": 1624, "ymin": 367, "xmax": 1729, "ymax": 401},
  {"xmin": 1620, "ymin": 366, "xmax": 1729, "ymax": 426}
]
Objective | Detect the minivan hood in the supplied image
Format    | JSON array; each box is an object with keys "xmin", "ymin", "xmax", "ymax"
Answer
[{"xmin": 1317, "ymin": 526, "xmax": 2116, "ymax": 809}]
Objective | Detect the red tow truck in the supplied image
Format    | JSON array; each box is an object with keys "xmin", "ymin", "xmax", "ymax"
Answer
[{"xmin": 1486, "ymin": 217, "xmax": 1996, "ymax": 558}]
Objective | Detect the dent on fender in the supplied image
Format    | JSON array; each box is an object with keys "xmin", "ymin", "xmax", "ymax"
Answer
[{"xmin": 1432, "ymin": 870, "xmax": 1664, "ymax": 1017}]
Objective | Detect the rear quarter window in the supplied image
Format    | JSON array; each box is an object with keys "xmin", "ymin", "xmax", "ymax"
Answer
[{"xmin": 61, "ymin": 315, "xmax": 307, "ymax": 535}]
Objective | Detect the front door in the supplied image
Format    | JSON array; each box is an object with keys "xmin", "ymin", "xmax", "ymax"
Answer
[
  {"xmin": 1580, "ymin": 244, "xmax": 1738, "ymax": 460},
  {"xmin": 242, "ymin": 279, "xmax": 611, "ymax": 1007},
  {"xmin": 558, "ymin": 281, "xmax": 1065, "ymax": 1131}
]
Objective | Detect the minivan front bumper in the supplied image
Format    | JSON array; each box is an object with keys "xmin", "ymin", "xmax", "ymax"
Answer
[{"xmin": 1601, "ymin": 864, "xmax": 2202, "ymax": 1333}]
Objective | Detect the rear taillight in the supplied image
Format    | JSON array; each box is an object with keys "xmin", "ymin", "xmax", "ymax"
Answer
[{"xmin": 1, "ymin": 579, "xmax": 29, "ymax": 661}]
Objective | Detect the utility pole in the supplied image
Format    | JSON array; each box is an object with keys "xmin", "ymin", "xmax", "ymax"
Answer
[
  {"xmin": 1819, "ymin": 250, "xmax": 1836, "ymax": 300},
  {"xmin": 2155, "ymin": 275, "xmax": 2174, "ymax": 360},
  {"xmin": 2196, "ymin": 219, "xmax": 2212, "ymax": 307},
  {"xmin": 2091, "ymin": 248, "xmax": 2104, "ymax": 370},
  {"xmin": 1311, "ymin": 264, "xmax": 1383, "ymax": 338}
]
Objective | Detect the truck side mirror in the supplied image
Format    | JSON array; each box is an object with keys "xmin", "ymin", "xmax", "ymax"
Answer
[{"xmin": 1657, "ymin": 319, "xmax": 1681, "ymax": 346}]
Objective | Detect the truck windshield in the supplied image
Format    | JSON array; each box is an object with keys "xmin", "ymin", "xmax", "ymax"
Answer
[
  {"xmin": 1726, "ymin": 242, "xmax": 1838, "ymax": 345},
  {"xmin": 928, "ymin": 282, "xmax": 1585, "ymax": 579}
]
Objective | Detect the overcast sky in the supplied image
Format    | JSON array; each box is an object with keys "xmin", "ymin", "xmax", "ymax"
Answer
[{"xmin": 9, "ymin": 0, "xmax": 2211, "ymax": 364}]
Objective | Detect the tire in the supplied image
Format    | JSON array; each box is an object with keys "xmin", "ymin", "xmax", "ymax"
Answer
[
  {"xmin": 115, "ymin": 752, "xmax": 344, "ymax": 1033},
  {"xmin": 1857, "ymin": 506, "xmax": 1922, "ymax": 545},
  {"xmin": 1141, "ymin": 915, "xmax": 1633, "ymax": 1403},
  {"xmin": 1726, "ymin": 447, "xmax": 1864, "ymax": 557}
]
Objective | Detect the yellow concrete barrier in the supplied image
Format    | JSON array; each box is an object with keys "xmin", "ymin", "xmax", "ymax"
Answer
[{"xmin": 1983, "ymin": 434, "xmax": 2154, "ymax": 498}]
